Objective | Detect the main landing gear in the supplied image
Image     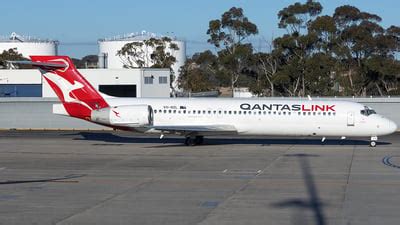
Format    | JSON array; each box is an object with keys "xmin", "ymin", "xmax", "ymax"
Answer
[
  {"xmin": 184, "ymin": 136, "xmax": 204, "ymax": 146},
  {"xmin": 370, "ymin": 136, "xmax": 378, "ymax": 147}
]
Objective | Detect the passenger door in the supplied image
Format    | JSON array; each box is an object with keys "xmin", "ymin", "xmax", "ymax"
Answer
[{"xmin": 347, "ymin": 111, "xmax": 355, "ymax": 126}]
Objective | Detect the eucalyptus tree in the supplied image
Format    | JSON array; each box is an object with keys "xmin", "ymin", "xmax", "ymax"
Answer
[{"xmin": 207, "ymin": 7, "xmax": 258, "ymax": 95}]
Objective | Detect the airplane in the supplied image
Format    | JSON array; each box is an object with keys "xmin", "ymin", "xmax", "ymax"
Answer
[{"xmin": 11, "ymin": 56, "xmax": 397, "ymax": 147}]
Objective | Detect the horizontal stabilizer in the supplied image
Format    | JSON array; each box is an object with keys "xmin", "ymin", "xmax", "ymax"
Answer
[{"xmin": 7, "ymin": 60, "xmax": 67, "ymax": 69}]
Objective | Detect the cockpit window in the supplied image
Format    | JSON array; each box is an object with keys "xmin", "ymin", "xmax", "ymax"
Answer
[{"xmin": 360, "ymin": 106, "xmax": 376, "ymax": 116}]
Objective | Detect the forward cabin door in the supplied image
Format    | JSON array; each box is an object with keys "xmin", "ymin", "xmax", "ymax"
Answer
[{"xmin": 347, "ymin": 111, "xmax": 355, "ymax": 126}]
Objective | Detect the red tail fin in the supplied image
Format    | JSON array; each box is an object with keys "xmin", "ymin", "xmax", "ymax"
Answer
[{"xmin": 30, "ymin": 56, "xmax": 109, "ymax": 119}]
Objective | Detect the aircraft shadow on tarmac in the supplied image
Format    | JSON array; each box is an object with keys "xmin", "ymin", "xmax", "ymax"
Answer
[
  {"xmin": 271, "ymin": 154, "xmax": 327, "ymax": 225},
  {"xmin": 70, "ymin": 132, "xmax": 390, "ymax": 147}
]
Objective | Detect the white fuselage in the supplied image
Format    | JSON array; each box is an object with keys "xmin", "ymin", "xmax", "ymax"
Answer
[{"xmin": 104, "ymin": 98, "xmax": 397, "ymax": 137}]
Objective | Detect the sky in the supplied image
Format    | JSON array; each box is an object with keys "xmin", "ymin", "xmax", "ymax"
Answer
[{"xmin": 2, "ymin": 0, "xmax": 400, "ymax": 58}]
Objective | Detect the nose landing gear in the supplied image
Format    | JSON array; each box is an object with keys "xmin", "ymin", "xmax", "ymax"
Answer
[{"xmin": 370, "ymin": 136, "xmax": 378, "ymax": 147}]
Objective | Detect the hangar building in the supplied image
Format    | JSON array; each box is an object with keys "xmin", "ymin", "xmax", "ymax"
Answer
[{"xmin": 0, "ymin": 68, "xmax": 170, "ymax": 98}]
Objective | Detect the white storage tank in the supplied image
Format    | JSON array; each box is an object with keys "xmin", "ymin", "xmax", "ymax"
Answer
[
  {"xmin": 98, "ymin": 31, "xmax": 186, "ymax": 91},
  {"xmin": 0, "ymin": 32, "xmax": 58, "ymax": 57}
]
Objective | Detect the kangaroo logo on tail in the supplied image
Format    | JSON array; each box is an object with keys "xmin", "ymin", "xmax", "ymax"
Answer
[{"xmin": 42, "ymin": 72, "xmax": 92, "ymax": 111}]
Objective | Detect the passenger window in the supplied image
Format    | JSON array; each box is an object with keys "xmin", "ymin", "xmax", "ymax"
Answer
[
  {"xmin": 183, "ymin": 110, "xmax": 186, "ymax": 114},
  {"xmin": 173, "ymin": 110, "xmax": 176, "ymax": 113},
  {"xmin": 228, "ymin": 111, "xmax": 232, "ymax": 114},
  {"xmin": 163, "ymin": 110, "xmax": 167, "ymax": 113}
]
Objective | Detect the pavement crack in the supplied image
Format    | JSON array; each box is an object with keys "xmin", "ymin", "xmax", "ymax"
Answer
[{"xmin": 337, "ymin": 145, "xmax": 356, "ymax": 225}]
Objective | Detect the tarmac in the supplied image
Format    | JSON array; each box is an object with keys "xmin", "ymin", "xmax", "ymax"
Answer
[{"xmin": 0, "ymin": 131, "xmax": 399, "ymax": 225}]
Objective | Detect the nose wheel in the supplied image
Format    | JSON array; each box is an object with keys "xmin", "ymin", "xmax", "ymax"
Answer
[{"xmin": 370, "ymin": 136, "xmax": 378, "ymax": 147}]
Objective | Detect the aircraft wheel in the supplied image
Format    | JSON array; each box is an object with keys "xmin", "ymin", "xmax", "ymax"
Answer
[
  {"xmin": 370, "ymin": 136, "xmax": 378, "ymax": 147},
  {"xmin": 194, "ymin": 136, "xmax": 204, "ymax": 145},
  {"xmin": 184, "ymin": 137, "xmax": 195, "ymax": 146}
]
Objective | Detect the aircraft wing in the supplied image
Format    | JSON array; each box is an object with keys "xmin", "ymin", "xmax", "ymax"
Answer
[{"xmin": 148, "ymin": 124, "xmax": 238, "ymax": 135}]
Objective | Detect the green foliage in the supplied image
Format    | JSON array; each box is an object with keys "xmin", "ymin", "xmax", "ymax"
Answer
[
  {"xmin": 178, "ymin": 2, "xmax": 400, "ymax": 97},
  {"xmin": 206, "ymin": 7, "xmax": 258, "ymax": 95},
  {"xmin": 178, "ymin": 50, "xmax": 219, "ymax": 92},
  {"xmin": 117, "ymin": 37, "xmax": 179, "ymax": 90},
  {"xmin": 73, "ymin": 55, "xmax": 98, "ymax": 68},
  {"xmin": 117, "ymin": 37, "xmax": 179, "ymax": 69},
  {"xmin": 0, "ymin": 48, "xmax": 27, "ymax": 69}
]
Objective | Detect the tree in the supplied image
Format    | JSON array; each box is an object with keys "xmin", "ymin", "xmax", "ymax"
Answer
[
  {"xmin": 178, "ymin": 50, "xmax": 219, "ymax": 92},
  {"xmin": 186, "ymin": 1, "xmax": 400, "ymax": 97},
  {"xmin": 207, "ymin": 7, "xmax": 258, "ymax": 95},
  {"xmin": 0, "ymin": 48, "xmax": 27, "ymax": 69},
  {"xmin": 278, "ymin": 0, "xmax": 322, "ymax": 36},
  {"xmin": 117, "ymin": 37, "xmax": 179, "ymax": 92},
  {"xmin": 332, "ymin": 5, "xmax": 399, "ymax": 96},
  {"xmin": 252, "ymin": 49, "xmax": 280, "ymax": 97},
  {"xmin": 275, "ymin": 0, "xmax": 323, "ymax": 96},
  {"xmin": 72, "ymin": 55, "xmax": 99, "ymax": 69},
  {"xmin": 117, "ymin": 37, "xmax": 179, "ymax": 69}
]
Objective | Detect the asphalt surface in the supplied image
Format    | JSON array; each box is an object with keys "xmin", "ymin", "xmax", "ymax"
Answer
[{"xmin": 0, "ymin": 131, "xmax": 399, "ymax": 225}]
